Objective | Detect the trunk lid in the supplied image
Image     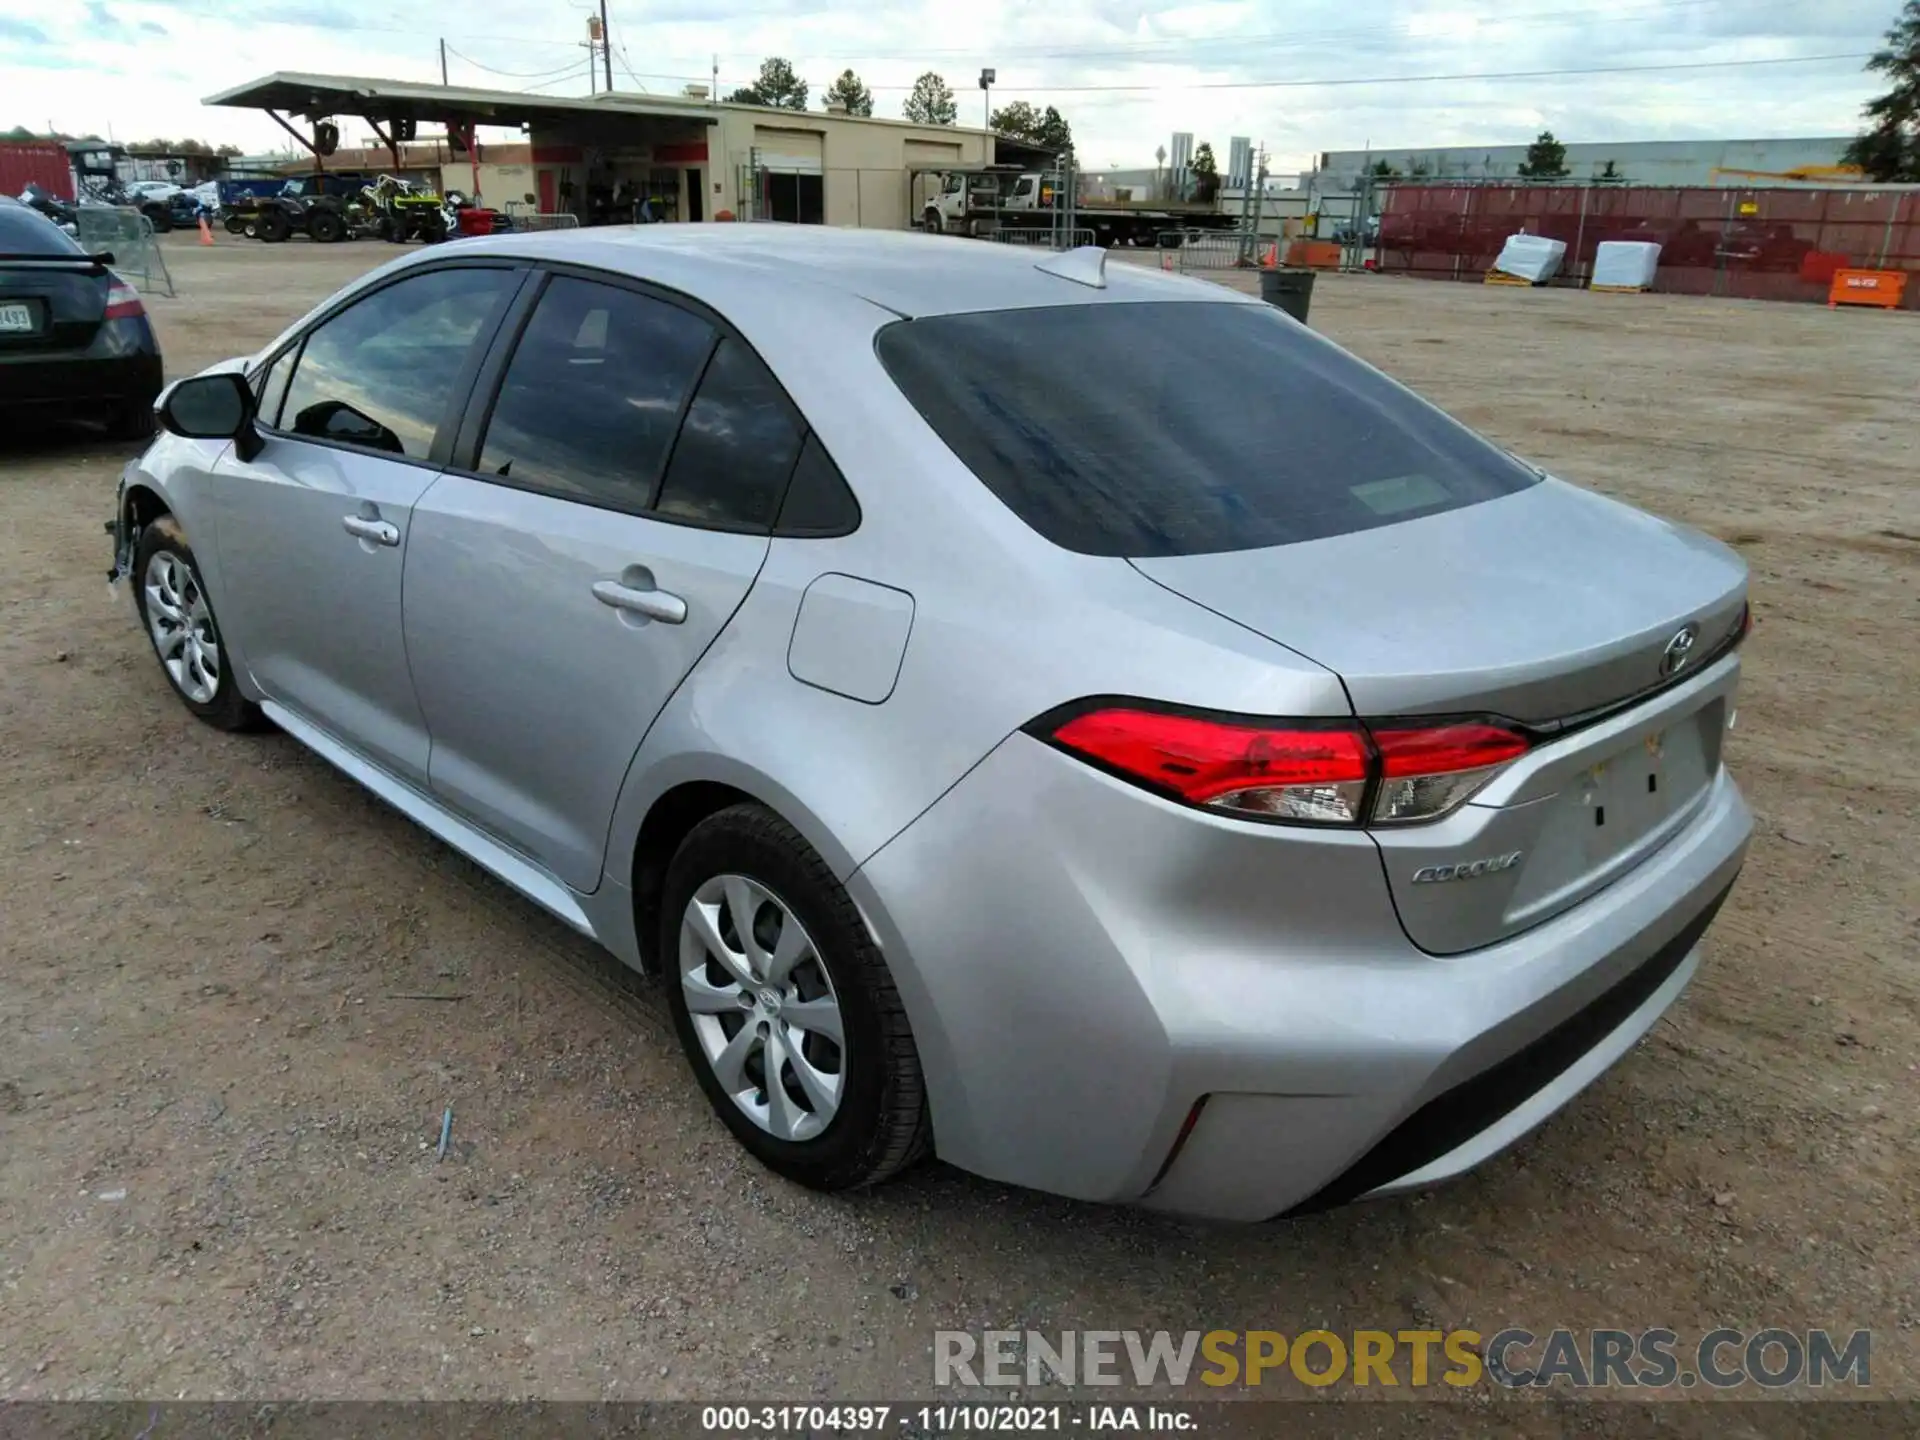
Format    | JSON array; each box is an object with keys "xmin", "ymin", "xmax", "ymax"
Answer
[
  {"xmin": 1129, "ymin": 480, "xmax": 1746, "ymax": 724},
  {"xmin": 1132, "ymin": 480, "xmax": 1748, "ymax": 953},
  {"xmin": 0, "ymin": 262, "xmax": 106, "ymax": 354}
]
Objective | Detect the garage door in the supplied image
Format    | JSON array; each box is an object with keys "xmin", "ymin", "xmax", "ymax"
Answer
[{"xmin": 752, "ymin": 127, "xmax": 823, "ymax": 174}]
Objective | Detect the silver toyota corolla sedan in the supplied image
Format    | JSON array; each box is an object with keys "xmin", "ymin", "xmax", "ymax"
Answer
[{"xmin": 110, "ymin": 227, "xmax": 1752, "ymax": 1220}]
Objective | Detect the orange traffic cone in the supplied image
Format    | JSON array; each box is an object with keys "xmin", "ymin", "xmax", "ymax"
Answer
[
  {"xmin": 197, "ymin": 214, "xmax": 215, "ymax": 245},
  {"xmin": 1160, "ymin": 250, "xmax": 1174, "ymax": 271},
  {"xmin": 1261, "ymin": 242, "xmax": 1279, "ymax": 268}
]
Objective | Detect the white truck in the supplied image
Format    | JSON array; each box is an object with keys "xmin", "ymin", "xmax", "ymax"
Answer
[{"xmin": 919, "ymin": 166, "xmax": 1241, "ymax": 247}]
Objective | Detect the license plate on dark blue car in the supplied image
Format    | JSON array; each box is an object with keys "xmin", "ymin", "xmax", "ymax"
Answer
[{"xmin": 0, "ymin": 301, "xmax": 35, "ymax": 333}]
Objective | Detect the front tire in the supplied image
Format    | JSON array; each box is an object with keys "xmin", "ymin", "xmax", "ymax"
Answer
[
  {"xmin": 923, "ymin": 209, "xmax": 943, "ymax": 235},
  {"xmin": 132, "ymin": 516, "xmax": 264, "ymax": 732},
  {"xmin": 662, "ymin": 804, "xmax": 930, "ymax": 1191},
  {"xmin": 256, "ymin": 209, "xmax": 290, "ymax": 243}
]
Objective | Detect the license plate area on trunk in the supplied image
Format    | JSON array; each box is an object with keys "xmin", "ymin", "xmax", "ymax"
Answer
[
  {"xmin": 1373, "ymin": 658, "xmax": 1738, "ymax": 955},
  {"xmin": 0, "ymin": 300, "xmax": 41, "ymax": 335}
]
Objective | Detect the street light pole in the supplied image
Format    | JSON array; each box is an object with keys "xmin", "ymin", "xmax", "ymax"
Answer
[{"xmin": 979, "ymin": 68, "xmax": 996, "ymax": 134}]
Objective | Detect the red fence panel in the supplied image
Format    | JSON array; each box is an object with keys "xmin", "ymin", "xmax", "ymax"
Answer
[{"xmin": 1375, "ymin": 182, "xmax": 1920, "ymax": 308}]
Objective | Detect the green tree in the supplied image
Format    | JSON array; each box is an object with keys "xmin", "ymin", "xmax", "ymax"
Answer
[
  {"xmin": 989, "ymin": 100, "xmax": 1039, "ymax": 137},
  {"xmin": 904, "ymin": 72, "xmax": 957, "ymax": 125},
  {"xmin": 1368, "ymin": 159, "xmax": 1400, "ymax": 179},
  {"xmin": 1844, "ymin": 1, "xmax": 1920, "ymax": 181},
  {"xmin": 1191, "ymin": 140, "xmax": 1219, "ymax": 202},
  {"xmin": 823, "ymin": 68, "xmax": 873, "ymax": 117},
  {"xmin": 1517, "ymin": 129, "xmax": 1570, "ymax": 179},
  {"xmin": 1035, "ymin": 105, "xmax": 1072, "ymax": 154},
  {"xmin": 4, "ymin": 124, "xmax": 41, "ymax": 140},
  {"xmin": 990, "ymin": 100, "xmax": 1072, "ymax": 153},
  {"xmin": 727, "ymin": 57, "xmax": 808, "ymax": 111}
]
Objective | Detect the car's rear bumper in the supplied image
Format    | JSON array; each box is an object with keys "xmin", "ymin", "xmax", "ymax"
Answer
[
  {"xmin": 0, "ymin": 321, "xmax": 162, "ymax": 413},
  {"xmin": 850, "ymin": 728, "xmax": 1750, "ymax": 1221}
]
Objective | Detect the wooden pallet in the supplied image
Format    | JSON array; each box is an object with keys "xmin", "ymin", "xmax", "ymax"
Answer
[
  {"xmin": 1483, "ymin": 270, "xmax": 1538, "ymax": 287},
  {"xmin": 1590, "ymin": 283, "xmax": 1650, "ymax": 294}
]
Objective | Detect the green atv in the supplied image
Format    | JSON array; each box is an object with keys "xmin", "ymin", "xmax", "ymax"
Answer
[{"xmin": 363, "ymin": 175, "xmax": 449, "ymax": 245}]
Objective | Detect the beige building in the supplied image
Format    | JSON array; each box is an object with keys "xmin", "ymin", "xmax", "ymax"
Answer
[{"xmin": 210, "ymin": 73, "xmax": 1019, "ymax": 231}]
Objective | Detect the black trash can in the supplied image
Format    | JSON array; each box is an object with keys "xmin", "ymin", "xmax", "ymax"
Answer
[{"xmin": 1259, "ymin": 267, "xmax": 1315, "ymax": 324}]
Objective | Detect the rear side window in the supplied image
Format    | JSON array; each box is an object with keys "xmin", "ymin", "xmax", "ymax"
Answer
[
  {"xmin": 875, "ymin": 301, "xmax": 1541, "ymax": 557},
  {"xmin": 478, "ymin": 276, "xmax": 715, "ymax": 506},
  {"xmin": 0, "ymin": 201, "xmax": 82, "ymax": 255},
  {"xmin": 653, "ymin": 337, "xmax": 804, "ymax": 531}
]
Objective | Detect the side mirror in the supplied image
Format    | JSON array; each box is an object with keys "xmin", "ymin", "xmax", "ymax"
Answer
[{"xmin": 159, "ymin": 372, "xmax": 261, "ymax": 458}]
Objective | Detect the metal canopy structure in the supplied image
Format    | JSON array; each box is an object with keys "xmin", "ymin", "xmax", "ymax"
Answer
[
  {"xmin": 204, "ymin": 71, "xmax": 719, "ymax": 174},
  {"xmin": 205, "ymin": 71, "xmax": 717, "ymax": 130}
]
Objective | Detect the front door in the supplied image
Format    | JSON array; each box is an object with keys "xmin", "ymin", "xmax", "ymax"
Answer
[
  {"xmin": 686, "ymin": 169, "xmax": 703, "ymax": 223},
  {"xmin": 209, "ymin": 265, "xmax": 522, "ymax": 785},
  {"xmin": 403, "ymin": 273, "xmax": 806, "ymax": 892}
]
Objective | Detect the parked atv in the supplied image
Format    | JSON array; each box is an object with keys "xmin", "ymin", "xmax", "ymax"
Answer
[
  {"xmin": 363, "ymin": 176, "xmax": 448, "ymax": 244},
  {"xmin": 232, "ymin": 174, "xmax": 373, "ymax": 243}
]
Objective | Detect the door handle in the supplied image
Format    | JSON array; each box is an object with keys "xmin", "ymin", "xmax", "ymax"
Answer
[
  {"xmin": 342, "ymin": 514, "xmax": 400, "ymax": 547},
  {"xmin": 591, "ymin": 578, "xmax": 687, "ymax": 625}
]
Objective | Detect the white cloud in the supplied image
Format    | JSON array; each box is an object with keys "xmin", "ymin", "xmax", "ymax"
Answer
[{"xmin": 0, "ymin": 0, "xmax": 1891, "ymax": 171}]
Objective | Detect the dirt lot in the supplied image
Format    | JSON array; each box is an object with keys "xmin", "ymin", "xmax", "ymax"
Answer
[{"xmin": 1, "ymin": 233, "xmax": 1916, "ymax": 1421}]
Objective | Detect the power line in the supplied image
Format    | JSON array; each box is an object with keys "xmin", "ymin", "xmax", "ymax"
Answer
[
  {"xmin": 713, "ymin": 0, "xmax": 1759, "ymax": 64},
  {"xmin": 442, "ymin": 44, "xmax": 587, "ymax": 80},
  {"xmin": 613, "ymin": 44, "xmax": 653, "ymax": 94},
  {"xmin": 515, "ymin": 66, "xmax": 592, "ymax": 94},
  {"xmin": 849, "ymin": 51, "xmax": 1875, "ymax": 94}
]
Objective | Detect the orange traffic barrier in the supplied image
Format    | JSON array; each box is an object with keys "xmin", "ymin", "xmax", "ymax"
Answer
[
  {"xmin": 1827, "ymin": 268, "xmax": 1906, "ymax": 310},
  {"xmin": 1285, "ymin": 240, "xmax": 1343, "ymax": 269},
  {"xmin": 197, "ymin": 214, "xmax": 214, "ymax": 245}
]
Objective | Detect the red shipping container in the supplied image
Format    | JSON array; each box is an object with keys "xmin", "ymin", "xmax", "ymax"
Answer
[{"xmin": 0, "ymin": 142, "xmax": 74, "ymax": 201}]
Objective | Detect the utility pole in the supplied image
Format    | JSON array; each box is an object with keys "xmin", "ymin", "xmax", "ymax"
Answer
[
  {"xmin": 711, "ymin": 54, "xmax": 719, "ymax": 99},
  {"xmin": 439, "ymin": 38, "xmax": 448, "ymax": 85},
  {"xmin": 599, "ymin": 0, "xmax": 613, "ymax": 93}
]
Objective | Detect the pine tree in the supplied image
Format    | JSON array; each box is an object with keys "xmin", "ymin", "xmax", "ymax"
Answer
[
  {"xmin": 1191, "ymin": 141, "xmax": 1219, "ymax": 202},
  {"xmin": 823, "ymin": 69, "xmax": 873, "ymax": 117},
  {"xmin": 727, "ymin": 57, "xmax": 808, "ymax": 111},
  {"xmin": 903, "ymin": 73, "xmax": 957, "ymax": 125},
  {"xmin": 1517, "ymin": 130, "xmax": 1569, "ymax": 179}
]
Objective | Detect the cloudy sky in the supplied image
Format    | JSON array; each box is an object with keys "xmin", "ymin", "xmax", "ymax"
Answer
[{"xmin": 0, "ymin": 0, "xmax": 1895, "ymax": 173}]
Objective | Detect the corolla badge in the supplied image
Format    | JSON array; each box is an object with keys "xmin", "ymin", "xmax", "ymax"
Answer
[
  {"xmin": 1660, "ymin": 623, "xmax": 1700, "ymax": 677},
  {"xmin": 1411, "ymin": 851, "xmax": 1523, "ymax": 884}
]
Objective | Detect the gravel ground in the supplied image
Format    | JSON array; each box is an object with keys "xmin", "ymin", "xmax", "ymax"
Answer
[{"xmin": 0, "ymin": 234, "xmax": 1915, "ymax": 1426}]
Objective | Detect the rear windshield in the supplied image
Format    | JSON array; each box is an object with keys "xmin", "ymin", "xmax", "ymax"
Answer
[
  {"xmin": 0, "ymin": 202, "xmax": 83, "ymax": 256},
  {"xmin": 875, "ymin": 301, "xmax": 1540, "ymax": 557}
]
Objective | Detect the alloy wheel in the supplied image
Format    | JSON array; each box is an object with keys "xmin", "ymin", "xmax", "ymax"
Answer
[
  {"xmin": 679, "ymin": 874, "xmax": 845, "ymax": 1142},
  {"xmin": 144, "ymin": 551, "xmax": 220, "ymax": 704}
]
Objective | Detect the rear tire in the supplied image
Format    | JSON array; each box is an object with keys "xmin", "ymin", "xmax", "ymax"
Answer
[
  {"xmin": 132, "ymin": 516, "xmax": 266, "ymax": 733},
  {"xmin": 307, "ymin": 208, "xmax": 346, "ymax": 244},
  {"xmin": 661, "ymin": 804, "xmax": 930, "ymax": 1192},
  {"xmin": 256, "ymin": 209, "xmax": 290, "ymax": 243}
]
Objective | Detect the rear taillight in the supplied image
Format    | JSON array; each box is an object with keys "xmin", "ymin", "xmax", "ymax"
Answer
[
  {"xmin": 104, "ymin": 278, "xmax": 145, "ymax": 321},
  {"xmin": 1369, "ymin": 722, "xmax": 1530, "ymax": 824},
  {"xmin": 1049, "ymin": 709, "xmax": 1371, "ymax": 824},
  {"xmin": 1040, "ymin": 706, "xmax": 1530, "ymax": 827}
]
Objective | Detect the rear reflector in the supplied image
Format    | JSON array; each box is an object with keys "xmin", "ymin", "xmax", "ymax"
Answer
[
  {"xmin": 104, "ymin": 278, "xmax": 145, "ymax": 321},
  {"xmin": 1040, "ymin": 705, "xmax": 1531, "ymax": 827}
]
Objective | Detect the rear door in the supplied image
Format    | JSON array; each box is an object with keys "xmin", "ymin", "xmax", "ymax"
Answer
[
  {"xmin": 210, "ymin": 263, "xmax": 524, "ymax": 786},
  {"xmin": 403, "ymin": 270, "xmax": 802, "ymax": 892}
]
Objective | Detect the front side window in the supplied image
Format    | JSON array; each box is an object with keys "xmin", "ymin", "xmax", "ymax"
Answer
[
  {"xmin": 477, "ymin": 276, "xmax": 716, "ymax": 506},
  {"xmin": 277, "ymin": 267, "xmax": 517, "ymax": 459}
]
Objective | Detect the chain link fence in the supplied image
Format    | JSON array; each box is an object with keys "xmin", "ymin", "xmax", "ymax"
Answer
[
  {"xmin": 74, "ymin": 205, "xmax": 174, "ymax": 298},
  {"xmin": 1375, "ymin": 182, "xmax": 1920, "ymax": 305}
]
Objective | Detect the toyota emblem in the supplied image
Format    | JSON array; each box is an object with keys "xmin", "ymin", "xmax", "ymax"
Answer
[{"xmin": 1660, "ymin": 623, "xmax": 1700, "ymax": 677}]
